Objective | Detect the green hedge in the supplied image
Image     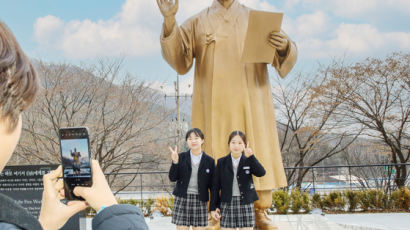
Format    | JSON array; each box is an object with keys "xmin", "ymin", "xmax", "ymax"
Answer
[
  {"xmin": 272, "ymin": 189, "xmax": 290, "ymax": 214},
  {"xmin": 86, "ymin": 187, "xmax": 409, "ymax": 217},
  {"xmin": 391, "ymin": 187, "xmax": 410, "ymax": 210},
  {"xmin": 270, "ymin": 187, "xmax": 409, "ymax": 214}
]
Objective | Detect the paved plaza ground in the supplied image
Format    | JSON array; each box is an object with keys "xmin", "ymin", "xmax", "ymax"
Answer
[{"xmin": 85, "ymin": 212, "xmax": 409, "ymax": 229}]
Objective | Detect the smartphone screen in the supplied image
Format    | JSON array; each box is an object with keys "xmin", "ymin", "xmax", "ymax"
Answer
[{"xmin": 59, "ymin": 127, "xmax": 92, "ymax": 200}]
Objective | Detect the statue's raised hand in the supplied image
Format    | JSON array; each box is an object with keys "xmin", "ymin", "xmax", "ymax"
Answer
[
  {"xmin": 156, "ymin": 0, "xmax": 178, "ymax": 18},
  {"xmin": 156, "ymin": 0, "xmax": 178, "ymax": 37}
]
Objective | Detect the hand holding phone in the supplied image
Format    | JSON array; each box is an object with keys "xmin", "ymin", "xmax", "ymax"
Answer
[
  {"xmin": 39, "ymin": 166, "xmax": 88, "ymax": 230},
  {"xmin": 39, "ymin": 161, "xmax": 118, "ymax": 229},
  {"xmin": 59, "ymin": 127, "xmax": 92, "ymax": 200},
  {"xmin": 74, "ymin": 160, "xmax": 118, "ymax": 212}
]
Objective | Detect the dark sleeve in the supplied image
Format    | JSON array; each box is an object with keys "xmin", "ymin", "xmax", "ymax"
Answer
[
  {"xmin": 92, "ymin": 204, "xmax": 148, "ymax": 230},
  {"xmin": 248, "ymin": 155, "xmax": 266, "ymax": 177},
  {"xmin": 210, "ymin": 159, "xmax": 221, "ymax": 211},
  {"xmin": 208, "ymin": 158, "xmax": 216, "ymax": 191},
  {"xmin": 168, "ymin": 161, "xmax": 179, "ymax": 182},
  {"xmin": 0, "ymin": 222, "xmax": 24, "ymax": 230}
]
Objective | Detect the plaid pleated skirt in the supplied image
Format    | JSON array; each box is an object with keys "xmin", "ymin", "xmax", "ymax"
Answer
[
  {"xmin": 220, "ymin": 196, "xmax": 255, "ymax": 228},
  {"xmin": 172, "ymin": 193, "xmax": 208, "ymax": 227}
]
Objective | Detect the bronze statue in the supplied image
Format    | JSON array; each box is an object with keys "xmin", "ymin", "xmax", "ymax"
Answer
[{"xmin": 156, "ymin": 0, "xmax": 297, "ymax": 229}]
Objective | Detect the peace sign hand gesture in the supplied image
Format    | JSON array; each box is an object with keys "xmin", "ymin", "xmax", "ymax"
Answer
[
  {"xmin": 169, "ymin": 146, "xmax": 179, "ymax": 164},
  {"xmin": 245, "ymin": 142, "xmax": 254, "ymax": 158}
]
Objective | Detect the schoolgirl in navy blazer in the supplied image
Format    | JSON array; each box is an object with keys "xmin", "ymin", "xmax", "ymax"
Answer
[
  {"xmin": 210, "ymin": 130, "xmax": 266, "ymax": 213},
  {"xmin": 169, "ymin": 150, "xmax": 215, "ymax": 202},
  {"xmin": 210, "ymin": 153, "xmax": 265, "ymax": 211}
]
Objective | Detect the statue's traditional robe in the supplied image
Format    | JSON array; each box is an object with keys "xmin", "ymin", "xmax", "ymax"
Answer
[{"xmin": 160, "ymin": 0, "xmax": 297, "ymax": 190}]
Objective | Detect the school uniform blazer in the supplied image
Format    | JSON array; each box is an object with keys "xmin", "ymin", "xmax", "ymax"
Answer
[
  {"xmin": 210, "ymin": 153, "xmax": 266, "ymax": 211},
  {"xmin": 169, "ymin": 151, "xmax": 215, "ymax": 202}
]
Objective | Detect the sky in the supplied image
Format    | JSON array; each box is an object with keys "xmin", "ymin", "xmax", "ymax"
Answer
[{"xmin": 1, "ymin": 0, "xmax": 409, "ymax": 95}]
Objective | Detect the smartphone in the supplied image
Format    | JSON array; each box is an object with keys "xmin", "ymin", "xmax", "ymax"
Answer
[{"xmin": 59, "ymin": 127, "xmax": 92, "ymax": 200}]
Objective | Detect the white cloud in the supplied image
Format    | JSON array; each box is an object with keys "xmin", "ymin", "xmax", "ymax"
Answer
[
  {"xmin": 328, "ymin": 0, "xmax": 378, "ymax": 17},
  {"xmin": 281, "ymin": 10, "xmax": 330, "ymax": 56},
  {"xmin": 298, "ymin": 23, "xmax": 410, "ymax": 59},
  {"xmin": 328, "ymin": 24, "xmax": 383, "ymax": 53},
  {"xmin": 294, "ymin": 0, "xmax": 410, "ymax": 17},
  {"xmin": 34, "ymin": 15, "xmax": 64, "ymax": 45},
  {"xmin": 285, "ymin": 11, "xmax": 328, "ymax": 38},
  {"xmin": 59, "ymin": 18, "xmax": 159, "ymax": 59},
  {"xmin": 242, "ymin": 0, "xmax": 277, "ymax": 11},
  {"xmin": 34, "ymin": 0, "xmax": 277, "ymax": 59},
  {"xmin": 284, "ymin": 0, "xmax": 300, "ymax": 10},
  {"xmin": 386, "ymin": 32, "xmax": 410, "ymax": 49},
  {"xmin": 34, "ymin": 0, "xmax": 161, "ymax": 59},
  {"xmin": 278, "ymin": 0, "xmax": 409, "ymax": 60},
  {"xmin": 150, "ymin": 75, "xmax": 194, "ymax": 96},
  {"xmin": 298, "ymin": 38, "xmax": 329, "ymax": 58},
  {"xmin": 33, "ymin": 0, "xmax": 409, "ymax": 62},
  {"xmin": 392, "ymin": 0, "xmax": 410, "ymax": 9}
]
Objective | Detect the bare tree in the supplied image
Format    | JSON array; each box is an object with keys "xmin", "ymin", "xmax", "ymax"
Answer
[
  {"xmin": 342, "ymin": 139, "xmax": 393, "ymax": 191},
  {"xmin": 273, "ymin": 71, "xmax": 359, "ymax": 188},
  {"xmin": 320, "ymin": 52, "xmax": 409, "ymax": 188},
  {"xmin": 13, "ymin": 60, "xmax": 173, "ymax": 189}
]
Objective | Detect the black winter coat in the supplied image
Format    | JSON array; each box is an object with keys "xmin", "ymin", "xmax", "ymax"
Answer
[
  {"xmin": 0, "ymin": 193, "xmax": 42, "ymax": 230},
  {"xmin": 92, "ymin": 204, "xmax": 148, "ymax": 230},
  {"xmin": 0, "ymin": 193, "xmax": 148, "ymax": 230}
]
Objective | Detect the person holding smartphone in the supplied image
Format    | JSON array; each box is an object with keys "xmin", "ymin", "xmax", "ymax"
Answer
[
  {"xmin": 0, "ymin": 21, "xmax": 148, "ymax": 230},
  {"xmin": 169, "ymin": 128, "xmax": 215, "ymax": 230}
]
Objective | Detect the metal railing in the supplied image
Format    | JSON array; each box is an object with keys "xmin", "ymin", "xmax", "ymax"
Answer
[
  {"xmin": 105, "ymin": 163, "xmax": 409, "ymax": 200},
  {"xmin": 283, "ymin": 163, "xmax": 409, "ymax": 194}
]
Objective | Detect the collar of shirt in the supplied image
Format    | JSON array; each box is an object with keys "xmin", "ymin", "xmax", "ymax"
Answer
[
  {"xmin": 190, "ymin": 151, "xmax": 203, "ymax": 165},
  {"xmin": 231, "ymin": 153, "xmax": 241, "ymax": 168}
]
